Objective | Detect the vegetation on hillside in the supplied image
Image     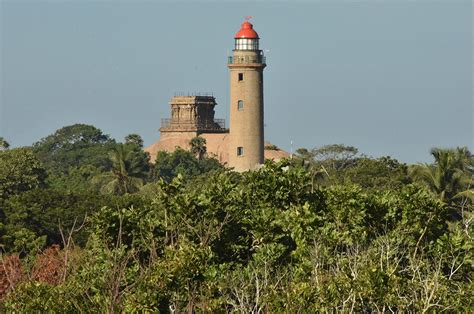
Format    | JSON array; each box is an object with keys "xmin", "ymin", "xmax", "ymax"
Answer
[{"xmin": 0, "ymin": 125, "xmax": 472, "ymax": 312}]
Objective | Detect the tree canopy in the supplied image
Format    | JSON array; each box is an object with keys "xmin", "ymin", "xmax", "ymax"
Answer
[
  {"xmin": 0, "ymin": 137, "xmax": 10, "ymax": 150},
  {"xmin": 0, "ymin": 148, "xmax": 47, "ymax": 199},
  {"xmin": 2, "ymin": 160, "xmax": 472, "ymax": 312},
  {"xmin": 33, "ymin": 124, "xmax": 116, "ymax": 175},
  {"xmin": 0, "ymin": 127, "xmax": 472, "ymax": 312},
  {"xmin": 93, "ymin": 143, "xmax": 150, "ymax": 195},
  {"xmin": 410, "ymin": 147, "xmax": 474, "ymax": 204},
  {"xmin": 124, "ymin": 133, "xmax": 144, "ymax": 148},
  {"xmin": 150, "ymin": 147, "xmax": 222, "ymax": 183},
  {"xmin": 189, "ymin": 136, "xmax": 207, "ymax": 161}
]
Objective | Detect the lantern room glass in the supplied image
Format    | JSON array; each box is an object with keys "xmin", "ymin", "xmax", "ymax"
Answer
[{"xmin": 235, "ymin": 38, "xmax": 259, "ymax": 51}]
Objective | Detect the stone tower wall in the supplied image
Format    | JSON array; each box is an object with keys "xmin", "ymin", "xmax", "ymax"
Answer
[{"xmin": 228, "ymin": 50, "xmax": 265, "ymax": 172}]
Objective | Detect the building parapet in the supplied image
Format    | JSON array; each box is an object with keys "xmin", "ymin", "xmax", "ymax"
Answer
[{"xmin": 160, "ymin": 118, "xmax": 227, "ymax": 133}]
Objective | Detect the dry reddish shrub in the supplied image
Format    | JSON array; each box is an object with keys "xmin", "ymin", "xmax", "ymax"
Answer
[
  {"xmin": 31, "ymin": 245, "xmax": 66, "ymax": 285},
  {"xmin": 0, "ymin": 254, "xmax": 24, "ymax": 299}
]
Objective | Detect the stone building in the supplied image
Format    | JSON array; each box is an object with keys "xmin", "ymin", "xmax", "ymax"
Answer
[{"xmin": 145, "ymin": 20, "xmax": 289, "ymax": 171}]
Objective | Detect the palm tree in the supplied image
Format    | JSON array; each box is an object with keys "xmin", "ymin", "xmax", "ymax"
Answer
[
  {"xmin": 0, "ymin": 137, "xmax": 10, "ymax": 150},
  {"xmin": 93, "ymin": 144, "xmax": 149, "ymax": 195},
  {"xmin": 409, "ymin": 147, "xmax": 473, "ymax": 204},
  {"xmin": 189, "ymin": 136, "xmax": 207, "ymax": 161}
]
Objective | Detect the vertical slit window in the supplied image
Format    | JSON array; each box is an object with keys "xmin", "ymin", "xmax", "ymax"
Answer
[
  {"xmin": 237, "ymin": 147, "xmax": 244, "ymax": 156},
  {"xmin": 237, "ymin": 100, "xmax": 244, "ymax": 110}
]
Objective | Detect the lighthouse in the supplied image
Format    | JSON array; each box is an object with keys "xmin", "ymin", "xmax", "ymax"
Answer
[
  {"xmin": 227, "ymin": 19, "xmax": 266, "ymax": 172},
  {"xmin": 145, "ymin": 20, "xmax": 290, "ymax": 167}
]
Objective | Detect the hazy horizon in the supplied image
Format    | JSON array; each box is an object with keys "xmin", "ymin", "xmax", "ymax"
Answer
[{"xmin": 1, "ymin": 0, "xmax": 472, "ymax": 163}]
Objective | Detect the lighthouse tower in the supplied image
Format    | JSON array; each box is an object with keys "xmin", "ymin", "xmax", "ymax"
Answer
[{"xmin": 228, "ymin": 19, "xmax": 266, "ymax": 171}]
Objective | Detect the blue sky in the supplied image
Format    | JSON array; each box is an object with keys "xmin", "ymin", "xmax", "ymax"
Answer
[{"xmin": 1, "ymin": 0, "xmax": 472, "ymax": 163}]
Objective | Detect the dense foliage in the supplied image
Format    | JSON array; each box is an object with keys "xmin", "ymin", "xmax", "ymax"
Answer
[
  {"xmin": 0, "ymin": 148, "xmax": 47, "ymax": 199},
  {"xmin": 150, "ymin": 148, "xmax": 223, "ymax": 183},
  {"xmin": 0, "ymin": 128, "xmax": 472, "ymax": 312}
]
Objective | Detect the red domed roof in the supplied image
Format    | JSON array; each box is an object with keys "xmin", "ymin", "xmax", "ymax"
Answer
[{"xmin": 234, "ymin": 21, "xmax": 259, "ymax": 39}]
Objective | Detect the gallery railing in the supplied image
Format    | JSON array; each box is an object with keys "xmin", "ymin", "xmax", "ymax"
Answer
[
  {"xmin": 161, "ymin": 118, "xmax": 226, "ymax": 130},
  {"xmin": 227, "ymin": 55, "xmax": 266, "ymax": 65}
]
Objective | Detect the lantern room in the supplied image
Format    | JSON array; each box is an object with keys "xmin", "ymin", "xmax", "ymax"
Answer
[{"xmin": 234, "ymin": 21, "xmax": 259, "ymax": 51}]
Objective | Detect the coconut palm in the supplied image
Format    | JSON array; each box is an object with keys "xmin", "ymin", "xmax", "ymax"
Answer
[
  {"xmin": 93, "ymin": 144, "xmax": 149, "ymax": 195},
  {"xmin": 189, "ymin": 136, "xmax": 207, "ymax": 161},
  {"xmin": 409, "ymin": 147, "xmax": 474, "ymax": 204},
  {"xmin": 0, "ymin": 137, "xmax": 10, "ymax": 150}
]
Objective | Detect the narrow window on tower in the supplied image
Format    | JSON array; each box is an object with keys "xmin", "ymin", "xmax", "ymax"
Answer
[
  {"xmin": 238, "ymin": 73, "xmax": 244, "ymax": 81},
  {"xmin": 237, "ymin": 147, "xmax": 244, "ymax": 156},
  {"xmin": 237, "ymin": 100, "xmax": 244, "ymax": 111}
]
